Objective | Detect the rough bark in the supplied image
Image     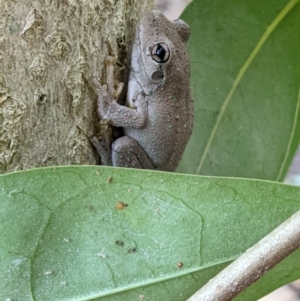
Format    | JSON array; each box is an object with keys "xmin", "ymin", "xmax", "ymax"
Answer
[{"xmin": 0, "ymin": 0, "xmax": 152, "ymax": 174}]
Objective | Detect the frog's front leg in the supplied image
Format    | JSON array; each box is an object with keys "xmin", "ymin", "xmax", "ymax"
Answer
[
  {"xmin": 97, "ymin": 56, "xmax": 148, "ymax": 128},
  {"xmin": 94, "ymin": 56, "xmax": 151, "ymax": 168}
]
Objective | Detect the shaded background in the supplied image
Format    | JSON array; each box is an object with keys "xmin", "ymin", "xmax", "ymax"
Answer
[{"xmin": 154, "ymin": 0, "xmax": 300, "ymax": 300}]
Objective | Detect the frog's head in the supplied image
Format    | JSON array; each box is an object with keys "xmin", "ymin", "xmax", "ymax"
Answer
[{"xmin": 131, "ymin": 10, "xmax": 190, "ymax": 93}]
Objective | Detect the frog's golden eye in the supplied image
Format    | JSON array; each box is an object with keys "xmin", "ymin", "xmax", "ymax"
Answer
[{"xmin": 151, "ymin": 43, "xmax": 170, "ymax": 63}]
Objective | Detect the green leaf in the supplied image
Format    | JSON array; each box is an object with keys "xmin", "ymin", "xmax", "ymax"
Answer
[
  {"xmin": 1, "ymin": 166, "xmax": 300, "ymax": 300},
  {"xmin": 178, "ymin": 0, "xmax": 300, "ymax": 180}
]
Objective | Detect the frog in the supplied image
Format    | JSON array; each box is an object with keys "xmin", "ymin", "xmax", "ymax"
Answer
[{"xmin": 91, "ymin": 10, "xmax": 193, "ymax": 172}]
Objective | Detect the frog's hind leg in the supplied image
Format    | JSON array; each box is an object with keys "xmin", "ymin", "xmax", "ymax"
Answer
[{"xmin": 112, "ymin": 136, "xmax": 154, "ymax": 169}]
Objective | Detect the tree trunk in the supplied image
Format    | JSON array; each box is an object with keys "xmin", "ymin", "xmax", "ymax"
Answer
[{"xmin": 0, "ymin": 0, "xmax": 152, "ymax": 174}]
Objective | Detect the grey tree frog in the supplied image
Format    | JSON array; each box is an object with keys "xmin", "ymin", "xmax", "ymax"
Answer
[{"xmin": 91, "ymin": 10, "xmax": 193, "ymax": 172}]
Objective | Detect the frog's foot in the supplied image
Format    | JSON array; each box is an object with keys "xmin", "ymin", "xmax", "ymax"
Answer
[
  {"xmin": 88, "ymin": 124, "xmax": 112, "ymax": 166},
  {"xmin": 89, "ymin": 135, "xmax": 112, "ymax": 166},
  {"xmin": 111, "ymin": 136, "xmax": 154, "ymax": 169}
]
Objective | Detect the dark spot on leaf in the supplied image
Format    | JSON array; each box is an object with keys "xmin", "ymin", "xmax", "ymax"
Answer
[
  {"xmin": 115, "ymin": 240, "xmax": 124, "ymax": 246},
  {"xmin": 127, "ymin": 247, "xmax": 137, "ymax": 253}
]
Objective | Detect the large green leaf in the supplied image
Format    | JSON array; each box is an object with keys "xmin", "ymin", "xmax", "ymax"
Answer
[
  {"xmin": 178, "ymin": 0, "xmax": 300, "ymax": 180},
  {"xmin": 1, "ymin": 166, "xmax": 300, "ymax": 300}
]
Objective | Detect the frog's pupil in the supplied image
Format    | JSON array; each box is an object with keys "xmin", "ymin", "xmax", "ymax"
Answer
[{"xmin": 156, "ymin": 44, "xmax": 166, "ymax": 60}]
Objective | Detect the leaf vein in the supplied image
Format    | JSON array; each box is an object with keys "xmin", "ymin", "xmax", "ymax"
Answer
[
  {"xmin": 196, "ymin": 0, "xmax": 300, "ymax": 175},
  {"xmin": 277, "ymin": 85, "xmax": 300, "ymax": 181}
]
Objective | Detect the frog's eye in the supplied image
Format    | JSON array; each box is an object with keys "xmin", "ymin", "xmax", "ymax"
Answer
[{"xmin": 151, "ymin": 43, "xmax": 170, "ymax": 63}]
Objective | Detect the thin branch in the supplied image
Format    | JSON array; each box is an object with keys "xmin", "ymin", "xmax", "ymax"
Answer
[{"xmin": 186, "ymin": 209, "xmax": 300, "ymax": 301}]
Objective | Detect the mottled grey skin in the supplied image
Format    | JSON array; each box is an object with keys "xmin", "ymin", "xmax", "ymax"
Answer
[{"xmin": 96, "ymin": 10, "xmax": 193, "ymax": 171}]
